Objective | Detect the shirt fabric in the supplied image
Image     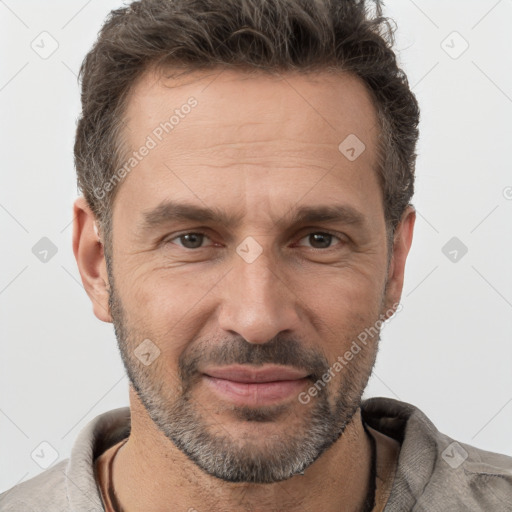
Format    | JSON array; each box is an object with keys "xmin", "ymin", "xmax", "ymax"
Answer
[{"xmin": 1, "ymin": 396, "xmax": 511, "ymax": 511}]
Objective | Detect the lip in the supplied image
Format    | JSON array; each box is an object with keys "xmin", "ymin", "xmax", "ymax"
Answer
[
  {"xmin": 202, "ymin": 364, "xmax": 310, "ymax": 383},
  {"xmin": 201, "ymin": 365, "xmax": 311, "ymax": 406}
]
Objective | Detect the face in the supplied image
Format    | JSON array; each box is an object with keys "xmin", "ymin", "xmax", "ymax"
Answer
[{"xmin": 96, "ymin": 68, "xmax": 412, "ymax": 483}]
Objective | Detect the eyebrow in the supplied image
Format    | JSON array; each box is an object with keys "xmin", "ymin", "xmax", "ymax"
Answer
[{"xmin": 138, "ymin": 199, "xmax": 367, "ymax": 233}]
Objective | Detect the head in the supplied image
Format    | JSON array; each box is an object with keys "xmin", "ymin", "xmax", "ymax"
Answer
[{"xmin": 73, "ymin": 0, "xmax": 418, "ymax": 484}]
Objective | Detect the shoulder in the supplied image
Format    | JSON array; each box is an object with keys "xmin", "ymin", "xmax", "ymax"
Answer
[
  {"xmin": 0, "ymin": 460, "xmax": 76, "ymax": 512},
  {"xmin": 0, "ymin": 407, "xmax": 130, "ymax": 512},
  {"xmin": 361, "ymin": 397, "xmax": 512, "ymax": 510},
  {"xmin": 421, "ymin": 434, "xmax": 512, "ymax": 510}
]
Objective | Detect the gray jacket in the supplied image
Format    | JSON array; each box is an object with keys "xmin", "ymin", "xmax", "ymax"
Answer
[{"xmin": 1, "ymin": 397, "xmax": 511, "ymax": 511}]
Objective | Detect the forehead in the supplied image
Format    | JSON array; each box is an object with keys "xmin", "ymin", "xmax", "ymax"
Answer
[
  {"xmin": 123, "ymin": 66, "xmax": 379, "ymax": 149},
  {"xmin": 113, "ymin": 66, "xmax": 382, "ymax": 227}
]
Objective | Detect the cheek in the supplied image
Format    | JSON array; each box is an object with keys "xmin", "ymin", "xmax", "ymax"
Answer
[
  {"xmin": 118, "ymin": 269, "xmax": 218, "ymax": 358},
  {"xmin": 301, "ymin": 267, "xmax": 385, "ymax": 350},
  {"xmin": 124, "ymin": 266, "xmax": 212, "ymax": 317},
  {"xmin": 308, "ymin": 258, "xmax": 384, "ymax": 306}
]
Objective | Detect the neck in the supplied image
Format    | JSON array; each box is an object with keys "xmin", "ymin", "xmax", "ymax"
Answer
[{"xmin": 113, "ymin": 387, "xmax": 374, "ymax": 512}]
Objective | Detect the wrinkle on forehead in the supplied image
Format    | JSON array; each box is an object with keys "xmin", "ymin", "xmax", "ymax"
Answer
[
  {"xmin": 121, "ymin": 66, "xmax": 379, "ymax": 156},
  {"xmin": 112, "ymin": 66, "xmax": 384, "ymax": 239}
]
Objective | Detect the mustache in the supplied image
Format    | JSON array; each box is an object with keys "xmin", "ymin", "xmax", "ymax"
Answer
[{"xmin": 178, "ymin": 334, "xmax": 330, "ymax": 385}]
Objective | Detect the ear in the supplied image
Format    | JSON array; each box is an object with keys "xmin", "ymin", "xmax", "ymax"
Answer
[
  {"xmin": 72, "ymin": 196, "xmax": 112, "ymax": 323},
  {"xmin": 382, "ymin": 205, "xmax": 416, "ymax": 316}
]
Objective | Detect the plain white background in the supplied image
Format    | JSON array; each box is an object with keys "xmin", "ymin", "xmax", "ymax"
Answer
[{"xmin": 1, "ymin": 0, "xmax": 511, "ymax": 493}]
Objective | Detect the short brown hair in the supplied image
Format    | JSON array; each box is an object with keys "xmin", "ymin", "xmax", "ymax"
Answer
[{"xmin": 74, "ymin": 0, "xmax": 420, "ymax": 258}]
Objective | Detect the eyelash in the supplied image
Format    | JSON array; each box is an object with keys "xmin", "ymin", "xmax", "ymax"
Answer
[{"xmin": 164, "ymin": 229, "xmax": 346, "ymax": 250}]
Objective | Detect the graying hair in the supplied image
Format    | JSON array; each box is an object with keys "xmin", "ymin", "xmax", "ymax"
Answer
[{"xmin": 74, "ymin": 0, "xmax": 420, "ymax": 258}]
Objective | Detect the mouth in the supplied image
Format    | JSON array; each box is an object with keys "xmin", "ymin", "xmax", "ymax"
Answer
[{"xmin": 201, "ymin": 365, "xmax": 311, "ymax": 406}]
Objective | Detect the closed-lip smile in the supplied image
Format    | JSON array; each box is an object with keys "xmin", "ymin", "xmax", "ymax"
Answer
[
  {"xmin": 201, "ymin": 365, "xmax": 311, "ymax": 406},
  {"xmin": 202, "ymin": 364, "xmax": 310, "ymax": 383}
]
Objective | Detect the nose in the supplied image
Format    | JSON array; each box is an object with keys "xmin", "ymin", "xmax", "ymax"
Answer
[{"xmin": 217, "ymin": 248, "xmax": 302, "ymax": 344}]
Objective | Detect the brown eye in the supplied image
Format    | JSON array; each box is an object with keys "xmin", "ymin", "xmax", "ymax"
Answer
[
  {"xmin": 296, "ymin": 232, "xmax": 343, "ymax": 249},
  {"xmin": 170, "ymin": 232, "xmax": 210, "ymax": 249}
]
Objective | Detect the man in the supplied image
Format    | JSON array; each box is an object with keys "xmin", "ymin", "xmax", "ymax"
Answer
[{"xmin": 1, "ymin": 0, "xmax": 511, "ymax": 511}]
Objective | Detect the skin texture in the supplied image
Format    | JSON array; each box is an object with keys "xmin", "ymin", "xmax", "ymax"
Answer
[{"xmin": 73, "ymin": 68, "xmax": 415, "ymax": 512}]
